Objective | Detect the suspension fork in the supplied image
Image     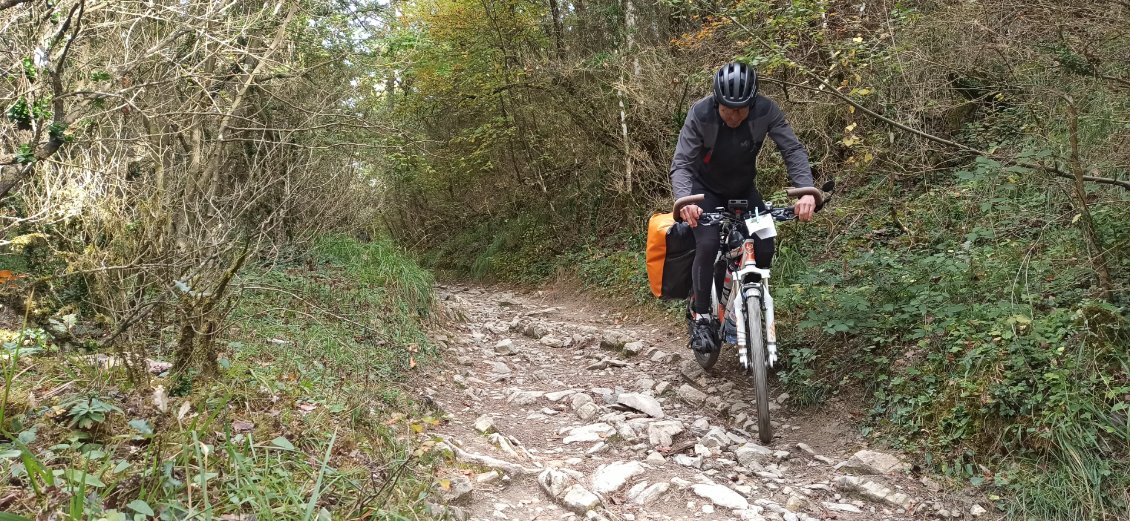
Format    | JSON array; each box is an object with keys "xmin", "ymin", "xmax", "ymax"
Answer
[
  {"xmin": 762, "ymin": 279, "xmax": 778, "ymax": 367},
  {"xmin": 735, "ymin": 280, "xmax": 778, "ymax": 368}
]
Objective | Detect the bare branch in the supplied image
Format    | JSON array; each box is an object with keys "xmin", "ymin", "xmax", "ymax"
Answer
[
  {"xmin": 724, "ymin": 14, "xmax": 1130, "ymax": 191},
  {"xmin": 0, "ymin": 0, "xmax": 32, "ymax": 11}
]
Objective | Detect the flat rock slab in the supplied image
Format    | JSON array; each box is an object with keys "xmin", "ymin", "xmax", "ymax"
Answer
[
  {"xmin": 628, "ymin": 481, "xmax": 670, "ymax": 505},
  {"xmin": 562, "ymin": 484, "xmax": 601, "ymax": 514},
  {"xmin": 563, "ymin": 423, "xmax": 615, "ymax": 444},
  {"xmin": 591, "ymin": 460, "xmax": 645, "ymax": 494},
  {"xmin": 677, "ymin": 384, "xmax": 708, "ymax": 405},
  {"xmin": 840, "ymin": 449, "xmax": 911, "ymax": 475},
  {"xmin": 616, "ymin": 392, "xmax": 664, "ymax": 418},
  {"xmin": 647, "ymin": 420, "xmax": 685, "ymax": 447},
  {"xmin": 692, "ymin": 483, "xmax": 750, "ymax": 510}
]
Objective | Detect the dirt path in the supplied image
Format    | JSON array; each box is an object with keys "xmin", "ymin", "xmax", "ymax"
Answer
[{"xmin": 418, "ymin": 285, "xmax": 992, "ymax": 521}]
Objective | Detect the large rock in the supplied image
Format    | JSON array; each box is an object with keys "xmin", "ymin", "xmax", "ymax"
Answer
[
  {"xmin": 508, "ymin": 390, "xmax": 544, "ymax": 406},
  {"xmin": 494, "ymin": 339, "xmax": 516, "ymax": 355},
  {"xmin": 538, "ymin": 468, "xmax": 576, "ymax": 498},
  {"xmin": 673, "ymin": 454, "xmax": 703, "ymax": 469},
  {"xmin": 616, "ymin": 393, "xmax": 664, "ymax": 418},
  {"xmin": 834, "ymin": 475, "xmax": 914, "ymax": 509},
  {"xmin": 735, "ymin": 443, "xmax": 774, "ymax": 466},
  {"xmin": 473, "ymin": 415, "xmax": 496, "ymax": 434},
  {"xmin": 615, "ymin": 421, "xmax": 638, "ymax": 442},
  {"xmin": 680, "ymin": 360, "xmax": 704, "ymax": 380},
  {"xmin": 576, "ymin": 402, "xmax": 601, "ymax": 421},
  {"xmin": 591, "ymin": 461, "xmax": 644, "ymax": 494},
  {"xmin": 785, "ymin": 494, "xmax": 809, "ymax": 512},
  {"xmin": 677, "ymin": 384, "xmax": 708, "ymax": 405},
  {"xmin": 701, "ymin": 426, "xmax": 731, "ymax": 449},
  {"xmin": 546, "ymin": 390, "xmax": 576, "ymax": 402},
  {"xmin": 562, "ymin": 485, "xmax": 601, "ymax": 514},
  {"xmin": 563, "ymin": 423, "xmax": 616, "ymax": 444},
  {"xmin": 692, "ymin": 483, "xmax": 750, "ymax": 510},
  {"xmin": 628, "ymin": 481, "xmax": 670, "ymax": 505},
  {"xmin": 438, "ymin": 474, "xmax": 474, "ymax": 504},
  {"xmin": 647, "ymin": 420, "xmax": 685, "ymax": 447},
  {"xmin": 600, "ymin": 331, "xmax": 629, "ymax": 350},
  {"xmin": 840, "ymin": 449, "xmax": 910, "ymax": 475},
  {"xmin": 540, "ymin": 335, "xmax": 565, "ymax": 348},
  {"xmin": 571, "ymin": 393, "xmax": 594, "ymax": 410},
  {"xmin": 522, "ymin": 323, "xmax": 548, "ymax": 339},
  {"xmin": 623, "ymin": 341, "xmax": 646, "ymax": 355}
]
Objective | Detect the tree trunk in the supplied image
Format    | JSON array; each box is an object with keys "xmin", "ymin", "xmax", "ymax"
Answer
[
  {"xmin": 1066, "ymin": 98, "xmax": 1113, "ymax": 301},
  {"xmin": 624, "ymin": 0, "xmax": 640, "ymax": 76},
  {"xmin": 548, "ymin": 0, "xmax": 565, "ymax": 58}
]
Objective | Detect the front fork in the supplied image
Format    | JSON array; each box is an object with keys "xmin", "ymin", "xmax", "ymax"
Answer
[
  {"xmin": 734, "ymin": 280, "xmax": 779, "ymax": 369},
  {"xmin": 762, "ymin": 280, "xmax": 778, "ymax": 367}
]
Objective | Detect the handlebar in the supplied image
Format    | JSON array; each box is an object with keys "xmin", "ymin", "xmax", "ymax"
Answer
[
  {"xmin": 785, "ymin": 186, "xmax": 825, "ymax": 206},
  {"xmin": 672, "ymin": 181, "xmax": 835, "ymax": 222},
  {"xmin": 698, "ymin": 206, "xmax": 796, "ymax": 227},
  {"xmin": 672, "ymin": 194, "xmax": 706, "ymax": 220}
]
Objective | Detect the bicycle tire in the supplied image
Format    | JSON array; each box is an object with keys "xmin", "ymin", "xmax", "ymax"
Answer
[{"xmin": 745, "ymin": 293, "xmax": 773, "ymax": 444}]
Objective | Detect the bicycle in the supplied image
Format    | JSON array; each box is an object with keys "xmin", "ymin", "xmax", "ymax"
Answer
[{"xmin": 672, "ymin": 181, "xmax": 834, "ymax": 444}]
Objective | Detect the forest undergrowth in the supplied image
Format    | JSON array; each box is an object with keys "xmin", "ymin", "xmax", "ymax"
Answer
[{"xmin": 0, "ymin": 237, "xmax": 446, "ymax": 519}]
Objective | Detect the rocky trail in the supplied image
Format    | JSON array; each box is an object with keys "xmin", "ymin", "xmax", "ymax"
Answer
[{"xmin": 415, "ymin": 285, "xmax": 993, "ymax": 521}]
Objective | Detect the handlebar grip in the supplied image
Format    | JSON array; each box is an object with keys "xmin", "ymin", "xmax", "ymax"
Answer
[
  {"xmin": 672, "ymin": 194, "xmax": 706, "ymax": 222},
  {"xmin": 785, "ymin": 186, "xmax": 825, "ymax": 207}
]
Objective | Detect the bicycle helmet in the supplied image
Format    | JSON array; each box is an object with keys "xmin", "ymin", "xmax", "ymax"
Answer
[{"xmin": 713, "ymin": 62, "xmax": 758, "ymax": 108}]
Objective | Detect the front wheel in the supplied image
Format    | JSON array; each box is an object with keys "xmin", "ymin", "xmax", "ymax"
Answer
[{"xmin": 744, "ymin": 293, "xmax": 773, "ymax": 444}]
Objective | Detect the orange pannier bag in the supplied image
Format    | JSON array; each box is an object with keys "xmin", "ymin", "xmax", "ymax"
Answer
[{"xmin": 646, "ymin": 212, "xmax": 696, "ymax": 299}]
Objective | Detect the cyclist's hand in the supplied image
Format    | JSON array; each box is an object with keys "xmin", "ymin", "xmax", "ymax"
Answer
[
  {"xmin": 795, "ymin": 195, "xmax": 816, "ymax": 222},
  {"xmin": 680, "ymin": 204, "xmax": 703, "ymax": 227}
]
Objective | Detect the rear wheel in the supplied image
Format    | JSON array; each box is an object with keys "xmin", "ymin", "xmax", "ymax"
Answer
[
  {"xmin": 688, "ymin": 308, "xmax": 720, "ymax": 370},
  {"xmin": 744, "ymin": 293, "xmax": 772, "ymax": 444}
]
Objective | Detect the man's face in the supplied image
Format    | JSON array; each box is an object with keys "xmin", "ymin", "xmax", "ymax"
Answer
[{"xmin": 718, "ymin": 104, "xmax": 750, "ymax": 128}]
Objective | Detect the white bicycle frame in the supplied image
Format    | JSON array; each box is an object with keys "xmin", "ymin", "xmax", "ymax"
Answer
[{"xmin": 711, "ymin": 238, "xmax": 779, "ymax": 370}]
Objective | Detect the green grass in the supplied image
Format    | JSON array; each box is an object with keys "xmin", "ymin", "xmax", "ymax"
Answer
[
  {"xmin": 769, "ymin": 167, "xmax": 1130, "ymax": 519},
  {"xmin": 0, "ymin": 236, "xmax": 448, "ymax": 519}
]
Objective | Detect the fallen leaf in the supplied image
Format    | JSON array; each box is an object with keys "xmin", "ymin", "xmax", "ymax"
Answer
[
  {"xmin": 232, "ymin": 420, "xmax": 254, "ymax": 433},
  {"xmin": 153, "ymin": 385, "xmax": 168, "ymax": 412},
  {"xmin": 177, "ymin": 400, "xmax": 191, "ymax": 421},
  {"xmin": 270, "ymin": 436, "xmax": 295, "ymax": 451}
]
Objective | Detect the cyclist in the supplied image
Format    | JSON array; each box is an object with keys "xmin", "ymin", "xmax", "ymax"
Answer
[{"xmin": 670, "ymin": 62, "xmax": 816, "ymax": 354}]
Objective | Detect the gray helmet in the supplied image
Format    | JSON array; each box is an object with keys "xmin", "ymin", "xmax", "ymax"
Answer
[{"xmin": 713, "ymin": 62, "xmax": 758, "ymax": 108}]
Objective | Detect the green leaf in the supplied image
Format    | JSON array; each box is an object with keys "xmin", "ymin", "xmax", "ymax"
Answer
[
  {"xmin": 126, "ymin": 499, "xmax": 155, "ymax": 516},
  {"xmin": 129, "ymin": 419, "xmax": 154, "ymax": 436},
  {"xmin": 61, "ymin": 468, "xmax": 106, "ymax": 487},
  {"xmin": 0, "ymin": 449, "xmax": 22, "ymax": 459},
  {"xmin": 270, "ymin": 436, "xmax": 295, "ymax": 451},
  {"xmin": 0, "ymin": 512, "xmax": 35, "ymax": 521}
]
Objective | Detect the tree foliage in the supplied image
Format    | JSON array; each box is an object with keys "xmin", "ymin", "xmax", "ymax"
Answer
[
  {"xmin": 374, "ymin": 0, "xmax": 1128, "ymax": 517},
  {"xmin": 1, "ymin": 0, "xmax": 388, "ymax": 376}
]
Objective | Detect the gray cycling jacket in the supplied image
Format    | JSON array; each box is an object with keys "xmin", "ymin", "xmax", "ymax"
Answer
[{"xmin": 670, "ymin": 95, "xmax": 813, "ymax": 200}]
